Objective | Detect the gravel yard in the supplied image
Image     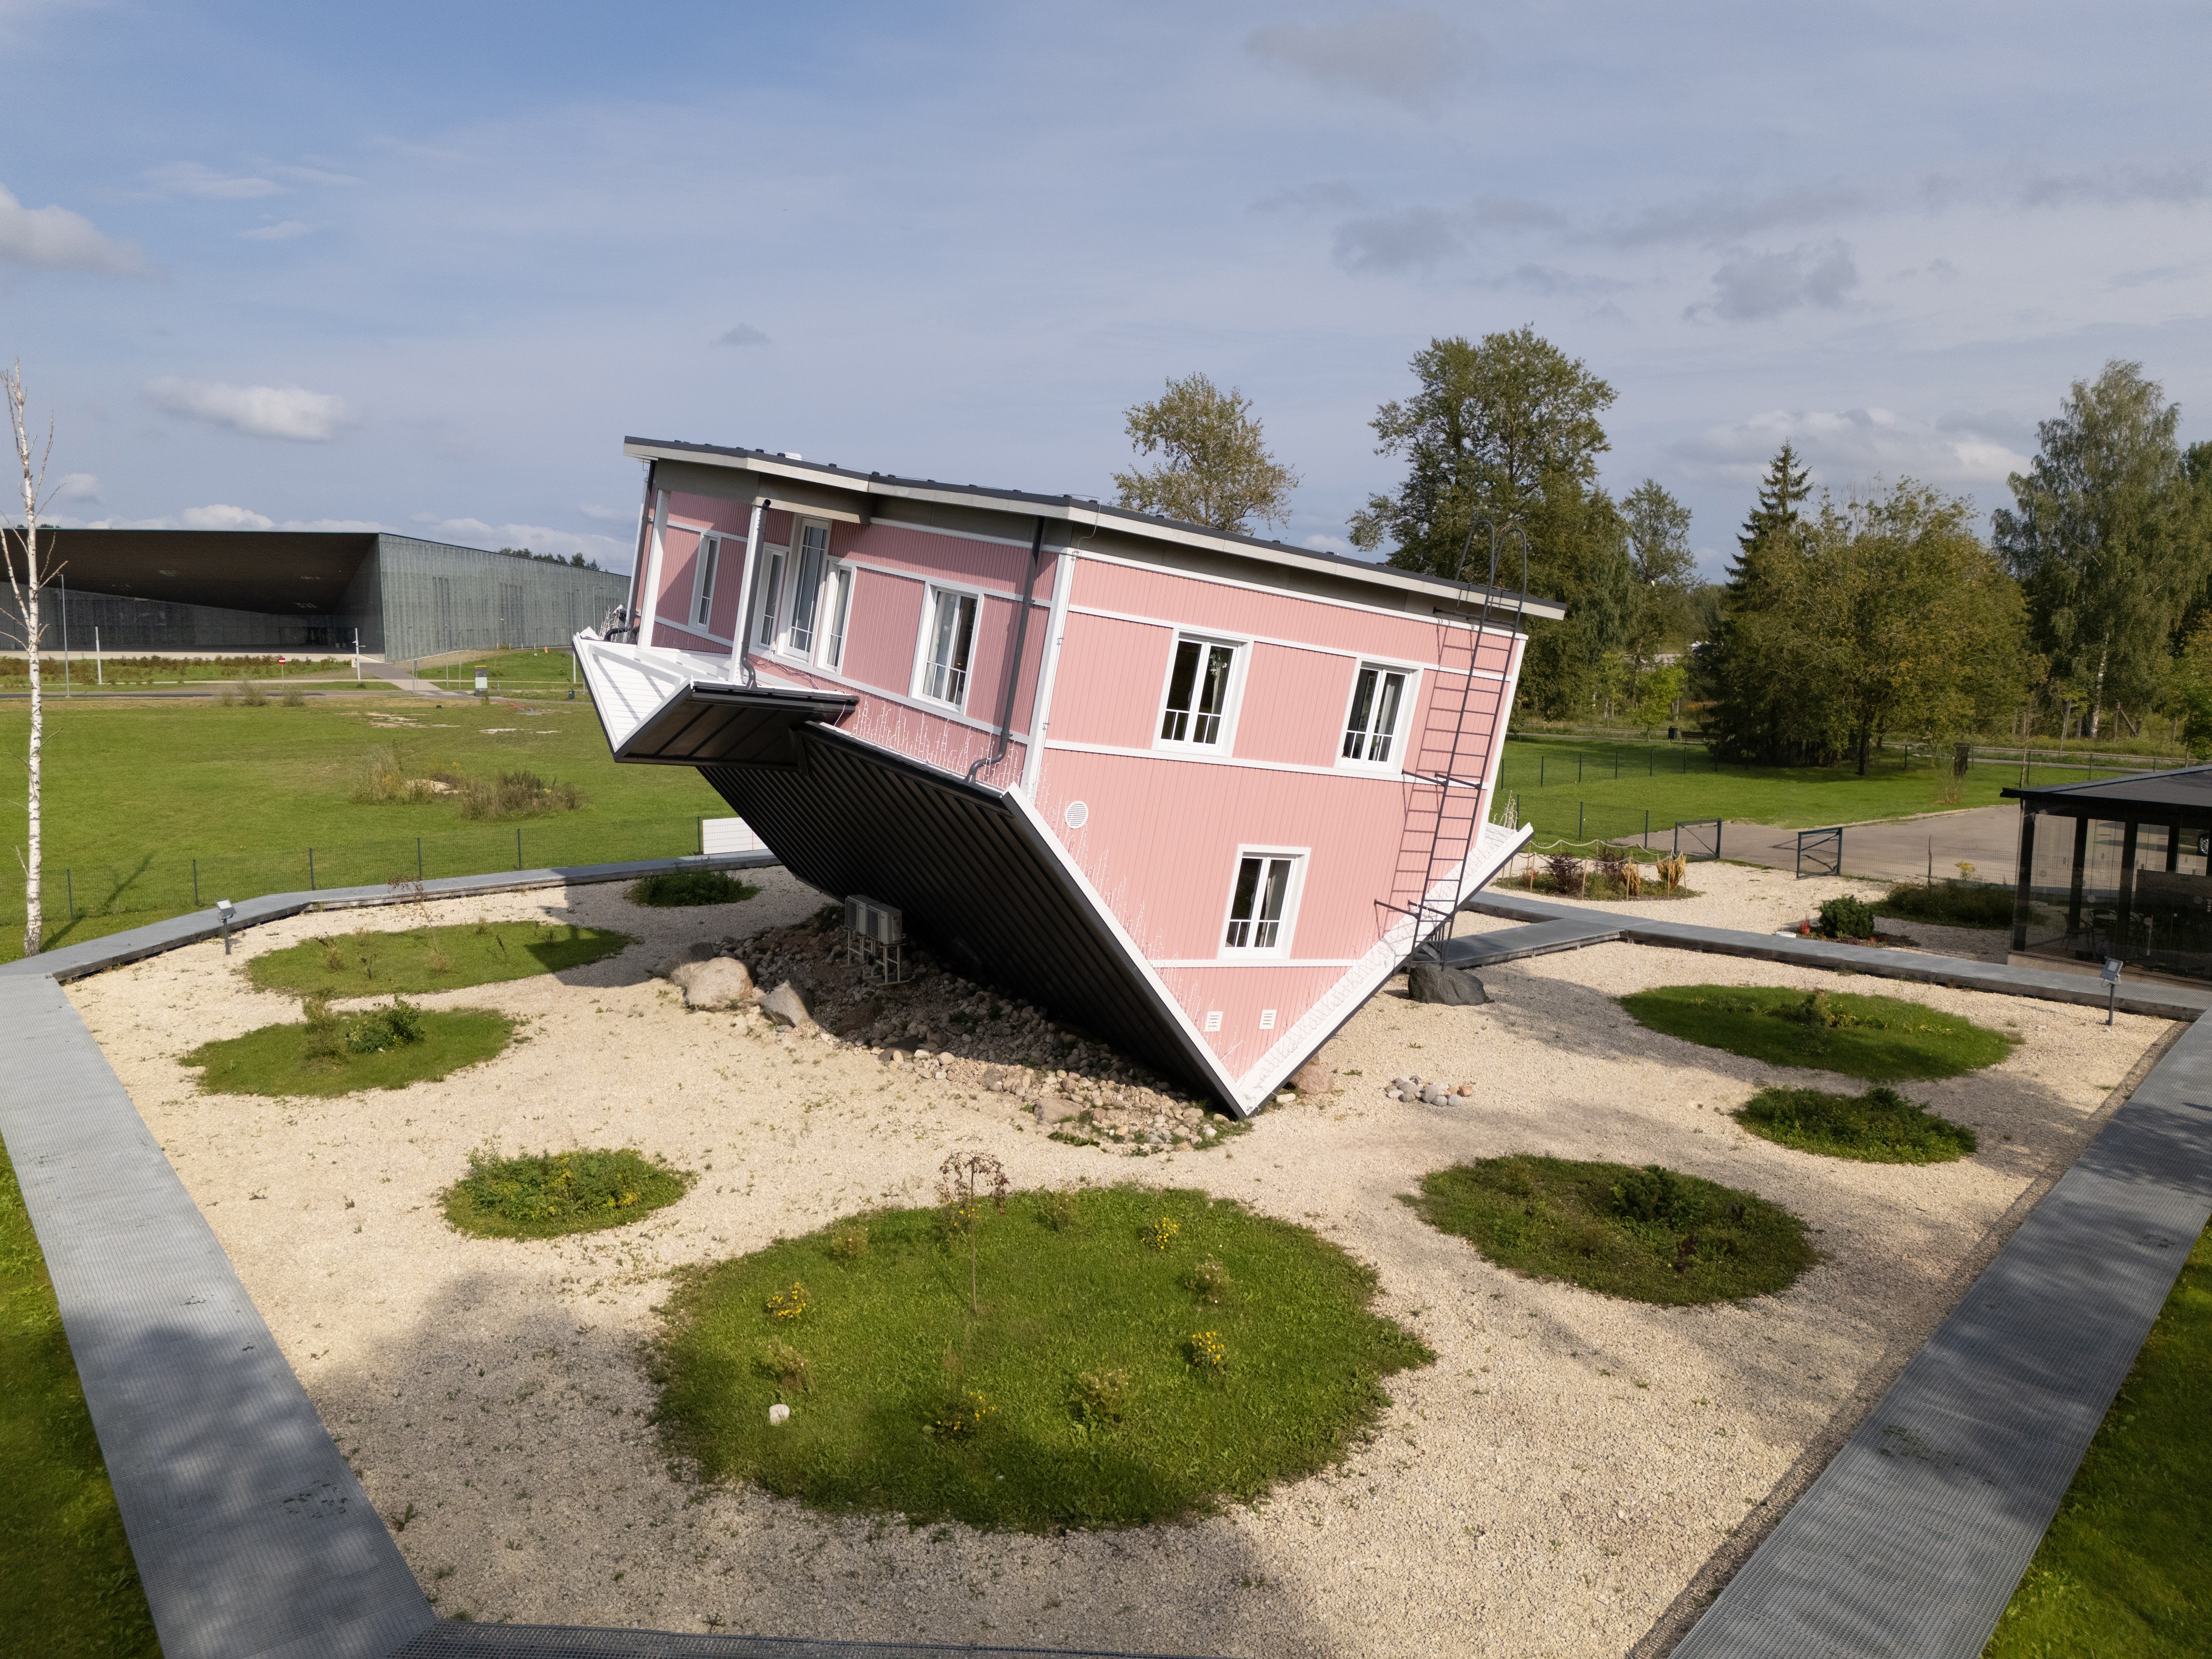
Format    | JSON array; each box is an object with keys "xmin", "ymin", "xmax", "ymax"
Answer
[{"xmin": 67, "ymin": 867, "xmax": 2162, "ymax": 1658}]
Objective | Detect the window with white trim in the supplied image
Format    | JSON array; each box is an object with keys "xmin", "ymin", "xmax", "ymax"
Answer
[
  {"xmin": 1341, "ymin": 663, "xmax": 1409, "ymax": 765},
  {"xmin": 1159, "ymin": 636, "xmax": 1238, "ymax": 747},
  {"xmin": 754, "ymin": 546, "xmax": 786, "ymax": 648},
  {"xmin": 919, "ymin": 585, "xmax": 979, "ymax": 707},
  {"xmin": 1222, "ymin": 852, "xmax": 1300, "ymax": 954},
  {"xmin": 822, "ymin": 565, "xmax": 853, "ymax": 669},
  {"xmin": 786, "ymin": 520, "xmax": 831, "ymax": 654},
  {"xmin": 690, "ymin": 534, "xmax": 722, "ymax": 629}
]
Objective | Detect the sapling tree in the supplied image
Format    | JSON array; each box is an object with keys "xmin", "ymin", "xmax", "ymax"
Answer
[
  {"xmin": 2, "ymin": 363, "xmax": 59, "ymax": 958},
  {"xmin": 938, "ymin": 1149, "xmax": 1008, "ymax": 1315}
]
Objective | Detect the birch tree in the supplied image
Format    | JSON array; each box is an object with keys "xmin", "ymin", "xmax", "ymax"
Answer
[{"xmin": 3, "ymin": 363, "xmax": 57, "ymax": 957}]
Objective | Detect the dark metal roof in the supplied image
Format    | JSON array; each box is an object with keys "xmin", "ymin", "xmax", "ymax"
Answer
[
  {"xmin": 624, "ymin": 436, "xmax": 1566, "ymax": 621},
  {"xmin": 12, "ymin": 529, "xmax": 377, "ymax": 612},
  {"xmin": 2002, "ymin": 764, "xmax": 2212, "ymax": 816},
  {"xmin": 611, "ymin": 683, "xmax": 858, "ymax": 767},
  {"xmin": 697, "ymin": 724, "xmax": 1241, "ymax": 1112}
]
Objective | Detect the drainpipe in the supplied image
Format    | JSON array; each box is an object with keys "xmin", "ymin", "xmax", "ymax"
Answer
[
  {"xmin": 968, "ymin": 515, "xmax": 1048, "ymax": 782},
  {"xmin": 727, "ymin": 494, "xmax": 767, "ymax": 689},
  {"xmin": 617, "ymin": 462, "xmax": 657, "ymax": 639}
]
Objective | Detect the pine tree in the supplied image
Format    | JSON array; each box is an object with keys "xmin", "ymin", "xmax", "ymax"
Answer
[{"xmin": 1738, "ymin": 442, "xmax": 1811, "ymax": 554}]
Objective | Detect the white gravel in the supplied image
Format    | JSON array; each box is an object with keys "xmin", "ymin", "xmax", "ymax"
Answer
[{"xmin": 66, "ymin": 868, "xmax": 2163, "ymax": 1657}]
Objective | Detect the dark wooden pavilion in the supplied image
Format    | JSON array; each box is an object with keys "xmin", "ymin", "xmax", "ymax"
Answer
[{"xmin": 2005, "ymin": 765, "xmax": 2212, "ymax": 980}]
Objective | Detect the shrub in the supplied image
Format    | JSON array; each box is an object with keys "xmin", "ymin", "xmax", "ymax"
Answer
[
  {"xmin": 1189, "ymin": 1256, "xmax": 1232, "ymax": 1304},
  {"xmin": 1817, "ymin": 895, "xmax": 1877, "ymax": 940},
  {"xmin": 627, "ymin": 870, "xmax": 761, "ymax": 907},
  {"xmin": 828, "ymin": 1225, "xmax": 869, "ymax": 1261},
  {"xmin": 234, "ymin": 679, "xmax": 267, "ymax": 707},
  {"xmin": 342, "ymin": 997, "xmax": 425, "ymax": 1055},
  {"xmin": 280, "ymin": 685, "xmax": 306, "ymax": 707},
  {"xmin": 759, "ymin": 1339, "xmax": 810, "ymax": 1392},
  {"xmin": 929, "ymin": 1389, "xmax": 993, "ymax": 1439},
  {"xmin": 1735, "ymin": 1084, "xmax": 1978, "ymax": 1164},
  {"xmin": 1542, "ymin": 852, "xmax": 1586, "ymax": 896},
  {"xmin": 1036, "ymin": 1188, "xmax": 1080, "ymax": 1232},
  {"xmin": 765, "ymin": 1281, "xmax": 809, "ymax": 1321},
  {"xmin": 1186, "ymin": 1331, "xmax": 1228, "ymax": 1375},
  {"xmin": 456, "ymin": 769, "xmax": 585, "ymax": 821},
  {"xmin": 1142, "ymin": 1216, "xmax": 1180, "ymax": 1251},
  {"xmin": 1070, "ymin": 1368, "xmax": 1131, "ymax": 1426},
  {"xmin": 441, "ymin": 1145, "xmax": 690, "ymax": 1239},
  {"xmin": 1655, "ymin": 853, "xmax": 1687, "ymax": 892},
  {"xmin": 322, "ymin": 939, "xmax": 345, "ymax": 971},
  {"xmin": 1880, "ymin": 881, "xmax": 2016, "ymax": 930},
  {"xmin": 425, "ymin": 944, "xmax": 453, "ymax": 977},
  {"xmin": 1609, "ymin": 1164, "xmax": 1709, "ymax": 1228}
]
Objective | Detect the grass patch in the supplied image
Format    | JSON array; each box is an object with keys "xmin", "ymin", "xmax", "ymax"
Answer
[
  {"xmin": 443, "ymin": 1147, "xmax": 693, "ymax": 1239},
  {"xmin": 651, "ymin": 1185, "xmax": 1432, "ymax": 1528},
  {"xmin": 1621, "ymin": 983, "xmax": 2014, "ymax": 1081},
  {"xmin": 0, "ymin": 1134, "xmax": 159, "ymax": 1657},
  {"xmin": 246, "ymin": 919, "xmax": 629, "ymax": 995},
  {"xmin": 1881, "ymin": 880, "xmax": 2017, "ymax": 930},
  {"xmin": 1409, "ymin": 1155, "xmax": 1815, "ymax": 1305},
  {"xmin": 184, "ymin": 1003, "xmax": 513, "ymax": 1096},
  {"xmin": 1735, "ymin": 1084, "xmax": 1978, "ymax": 1163},
  {"xmin": 627, "ymin": 869, "xmax": 762, "ymax": 908},
  {"xmin": 1984, "ymin": 1223, "xmax": 2212, "ymax": 1657}
]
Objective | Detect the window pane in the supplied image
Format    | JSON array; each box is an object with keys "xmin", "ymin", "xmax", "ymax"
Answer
[
  {"xmin": 947, "ymin": 593, "xmax": 976, "ymax": 703},
  {"xmin": 823, "ymin": 568, "xmax": 852, "ymax": 667},
  {"xmin": 1161, "ymin": 640, "xmax": 1201, "ymax": 742},
  {"xmin": 755, "ymin": 552, "xmax": 784, "ymax": 647},
  {"xmin": 1224, "ymin": 855, "xmax": 1261, "ymax": 948},
  {"xmin": 1370, "ymin": 672, "xmax": 1405, "ymax": 764},
  {"xmin": 1192, "ymin": 645, "xmax": 1233, "ymax": 744},
  {"xmin": 788, "ymin": 526, "xmax": 827, "ymax": 652},
  {"xmin": 1343, "ymin": 667, "xmax": 1378, "ymax": 759},
  {"xmin": 925, "ymin": 589, "xmax": 978, "ymax": 705},
  {"xmin": 694, "ymin": 537, "xmax": 718, "ymax": 626},
  {"xmin": 1254, "ymin": 858, "xmax": 1292, "ymax": 947}
]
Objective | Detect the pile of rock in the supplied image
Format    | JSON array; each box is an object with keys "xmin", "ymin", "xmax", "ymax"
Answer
[
  {"xmin": 658, "ymin": 945, "xmax": 814, "ymax": 1029},
  {"xmin": 1385, "ymin": 1074, "xmax": 1475, "ymax": 1107}
]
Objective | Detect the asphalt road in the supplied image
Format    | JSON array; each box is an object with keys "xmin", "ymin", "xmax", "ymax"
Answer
[{"xmin": 1721, "ymin": 803, "xmax": 2023, "ymax": 885}]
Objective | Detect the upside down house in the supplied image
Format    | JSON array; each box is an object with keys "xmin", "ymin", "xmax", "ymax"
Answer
[{"xmin": 575, "ymin": 440, "xmax": 1559, "ymax": 1116}]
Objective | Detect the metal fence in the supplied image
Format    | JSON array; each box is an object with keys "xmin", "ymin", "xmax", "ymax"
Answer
[
  {"xmin": 1796, "ymin": 826, "xmax": 1843, "ymax": 878},
  {"xmin": 1674, "ymin": 819, "xmax": 1723, "ymax": 862},
  {"xmin": 1, "ymin": 814, "xmax": 713, "ymax": 963}
]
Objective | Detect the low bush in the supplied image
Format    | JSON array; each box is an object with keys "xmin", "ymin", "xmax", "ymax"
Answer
[
  {"xmin": 1735, "ymin": 1084, "xmax": 1978, "ymax": 1163},
  {"xmin": 1880, "ymin": 880, "xmax": 2017, "ymax": 930},
  {"xmin": 456, "ymin": 768, "xmax": 583, "ymax": 820},
  {"xmin": 1621, "ymin": 983, "xmax": 2013, "ymax": 1081},
  {"xmin": 441, "ymin": 1146, "xmax": 692, "ymax": 1240},
  {"xmin": 1410, "ymin": 1155, "xmax": 1817, "ymax": 1305},
  {"xmin": 627, "ymin": 869, "xmax": 762, "ymax": 907},
  {"xmin": 1816, "ymin": 895, "xmax": 1877, "ymax": 940}
]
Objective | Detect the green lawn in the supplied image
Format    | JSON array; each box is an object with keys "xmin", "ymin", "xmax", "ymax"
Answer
[
  {"xmin": 246, "ymin": 920, "xmax": 630, "ymax": 996},
  {"xmin": 1621, "ymin": 984, "xmax": 2015, "ymax": 1081},
  {"xmin": 651, "ymin": 1185, "xmax": 1432, "ymax": 1528},
  {"xmin": 0, "ymin": 692, "xmax": 728, "ymax": 962},
  {"xmin": 444, "ymin": 1147, "xmax": 693, "ymax": 1240},
  {"xmin": 1984, "ymin": 1224, "xmax": 2211, "ymax": 1657},
  {"xmin": 1734, "ymin": 1084, "xmax": 1979, "ymax": 1163},
  {"xmin": 1493, "ymin": 735, "xmax": 2106, "ymax": 846},
  {"xmin": 183, "ymin": 1006, "xmax": 513, "ymax": 1097},
  {"xmin": 1407, "ymin": 1156, "xmax": 1816, "ymax": 1305},
  {"xmin": 0, "ymin": 1134, "xmax": 159, "ymax": 1657}
]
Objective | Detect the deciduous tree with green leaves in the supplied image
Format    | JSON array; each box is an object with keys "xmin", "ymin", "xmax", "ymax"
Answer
[
  {"xmin": 1995, "ymin": 362, "xmax": 2211, "ymax": 740},
  {"xmin": 1113, "ymin": 373, "xmax": 1300, "ymax": 534}
]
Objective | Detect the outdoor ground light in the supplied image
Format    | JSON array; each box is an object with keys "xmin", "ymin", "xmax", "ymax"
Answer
[{"xmin": 216, "ymin": 898, "xmax": 235, "ymax": 954}]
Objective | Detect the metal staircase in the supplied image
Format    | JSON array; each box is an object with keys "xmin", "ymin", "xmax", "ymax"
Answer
[{"xmin": 1382, "ymin": 521, "xmax": 1532, "ymax": 962}]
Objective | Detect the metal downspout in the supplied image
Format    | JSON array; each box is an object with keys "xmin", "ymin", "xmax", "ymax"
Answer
[
  {"xmin": 615, "ymin": 462, "xmax": 656, "ymax": 639},
  {"xmin": 967, "ymin": 514, "xmax": 1048, "ymax": 782}
]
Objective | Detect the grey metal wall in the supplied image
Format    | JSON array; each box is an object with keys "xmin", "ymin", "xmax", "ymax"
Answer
[
  {"xmin": 372, "ymin": 537, "xmax": 630, "ymax": 662},
  {"xmin": 2, "ymin": 586, "xmax": 371, "ymax": 653}
]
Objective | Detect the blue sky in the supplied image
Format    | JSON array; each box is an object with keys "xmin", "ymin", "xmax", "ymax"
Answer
[{"xmin": 5, "ymin": 1, "xmax": 2209, "ymax": 578}]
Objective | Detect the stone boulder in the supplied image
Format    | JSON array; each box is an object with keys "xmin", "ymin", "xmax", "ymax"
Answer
[
  {"xmin": 759, "ymin": 980, "xmax": 813, "ymax": 1028},
  {"xmin": 1289, "ymin": 1060, "xmax": 1335, "ymax": 1095},
  {"xmin": 1409, "ymin": 961, "xmax": 1489, "ymax": 1006},
  {"xmin": 681, "ymin": 957, "xmax": 756, "ymax": 1010},
  {"xmin": 657, "ymin": 941, "xmax": 721, "ymax": 980}
]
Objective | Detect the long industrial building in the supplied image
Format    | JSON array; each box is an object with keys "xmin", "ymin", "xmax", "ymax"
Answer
[{"xmin": 2, "ymin": 529, "xmax": 630, "ymax": 660}]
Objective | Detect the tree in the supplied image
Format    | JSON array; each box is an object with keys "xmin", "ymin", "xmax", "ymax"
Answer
[
  {"xmin": 1739, "ymin": 441, "xmax": 1811, "ymax": 550},
  {"xmin": 1994, "ymin": 362, "xmax": 2211, "ymax": 739},
  {"xmin": 937, "ymin": 1149, "xmax": 1008, "ymax": 1316},
  {"xmin": 1112, "ymin": 373, "xmax": 1300, "ymax": 534},
  {"xmin": 1696, "ymin": 446, "xmax": 1823, "ymax": 762},
  {"xmin": 1620, "ymin": 478, "xmax": 1696, "ymax": 678},
  {"xmin": 2, "ymin": 363, "xmax": 56, "ymax": 957},
  {"xmin": 1349, "ymin": 326, "xmax": 1614, "ymax": 582}
]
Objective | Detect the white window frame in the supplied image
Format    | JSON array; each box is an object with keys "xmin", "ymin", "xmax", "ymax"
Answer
[
  {"xmin": 819, "ymin": 560, "xmax": 855, "ymax": 670},
  {"xmin": 782, "ymin": 518, "xmax": 834, "ymax": 658},
  {"xmin": 1217, "ymin": 846, "xmax": 1307, "ymax": 959},
  {"xmin": 1337, "ymin": 659, "xmax": 1419, "ymax": 771},
  {"xmin": 911, "ymin": 579, "xmax": 985, "ymax": 712},
  {"xmin": 1154, "ymin": 631, "xmax": 1246, "ymax": 754},
  {"xmin": 690, "ymin": 531, "xmax": 724, "ymax": 630},
  {"xmin": 753, "ymin": 541, "xmax": 789, "ymax": 651}
]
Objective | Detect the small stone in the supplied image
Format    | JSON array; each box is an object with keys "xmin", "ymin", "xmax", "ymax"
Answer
[
  {"xmin": 768, "ymin": 1402, "xmax": 791, "ymax": 1426},
  {"xmin": 760, "ymin": 980, "xmax": 812, "ymax": 1028},
  {"xmin": 886, "ymin": 1048, "xmax": 911, "ymax": 1065},
  {"xmin": 1275, "ymin": 1092, "xmax": 1295, "ymax": 1104},
  {"xmin": 1392, "ymin": 1075, "xmax": 1419, "ymax": 1094},
  {"xmin": 1456, "ymin": 1083, "xmax": 1475, "ymax": 1097},
  {"xmin": 1409, "ymin": 962, "xmax": 1489, "ymax": 1006}
]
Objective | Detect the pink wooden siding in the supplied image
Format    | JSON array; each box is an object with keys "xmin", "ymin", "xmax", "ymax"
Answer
[
  {"xmin": 836, "ymin": 568, "xmax": 926, "ymax": 695},
  {"xmin": 1042, "ymin": 611, "xmax": 1172, "ymax": 749},
  {"xmin": 1234, "ymin": 644, "xmax": 1357, "ymax": 768}
]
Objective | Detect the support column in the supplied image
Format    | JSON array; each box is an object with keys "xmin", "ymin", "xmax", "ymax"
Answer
[
  {"xmin": 2012, "ymin": 809, "xmax": 2036, "ymax": 952},
  {"xmin": 2065, "ymin": 815, "xmax": 2090, "ymax": 946},
  {"xmin": 2115, "ymin": 818, "xmax": 2140, "ymax": 961}
]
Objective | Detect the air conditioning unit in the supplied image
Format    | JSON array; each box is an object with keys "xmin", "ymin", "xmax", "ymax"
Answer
[{"xmin": 844, "ymin": 894, "xmax": 902, "ymax": 945}]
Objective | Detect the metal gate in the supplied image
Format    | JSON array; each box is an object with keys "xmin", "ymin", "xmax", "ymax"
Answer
[
  {"xmin": 1673, "ymin": 818, "xmax": 1723, "ymax": 862},
  {"xmin": 1796, "ymin": 826, "xmax": 1843, "ymax": 878}
]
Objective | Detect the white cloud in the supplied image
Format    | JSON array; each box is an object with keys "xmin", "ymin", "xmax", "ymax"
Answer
[
  {"xmin": 239, "ymin": 220, "xmax": 311, "ymax": 242},
  {"xmin": 267, "ymin": 163, "xmax": 361, "ymax": 187},
  {"xmin": 180, "ymin": 503, "xmax": 275, "ymax": 530},
  {"xmin": 0, "ymin": 183, "xmax": 148, "ymax": 274},
  {"xmin": 576, "ymin": 502, "xmax": 631, "ymax": 522},
  {"xmin": 1689, "ymin": 239, "xmax": 1859, "ymax": 322},
  {"xmin": 1246, "ymin": 9, "xmax": 1473, "ymax": 111},
  {"xmin": 713, "ymin": 324, "xmax": 770, "ymax": 347},
  {"xmin": 412, "ymin": 515, "xmax": 626, "ymax": 566},
  {"xmin": 1302, "ymin": 533, "xmax": 1355, "ymax": 556},
  {"xmin": 143, "ymin": 160, "xmax": 283, "ymax": 199},
  {"xmin": 52, "ymin": 471, "xmax": 102, "ymax": 505},
  {"xmin": 1332, "ymin": 205, "xmax": 1467, "ymax": 273},
  {"xmin": 145, "ymin": 377, "xmax": 354, "ymax": 442},
  {"xmin": 1674, "ymin": 407, "xmax": 2032, "ymax": 491}
]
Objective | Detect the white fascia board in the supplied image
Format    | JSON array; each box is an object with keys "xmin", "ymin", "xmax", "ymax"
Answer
[{"xmin": 619, "ymin": 441, "xmax": 1566, "ymax": 622}]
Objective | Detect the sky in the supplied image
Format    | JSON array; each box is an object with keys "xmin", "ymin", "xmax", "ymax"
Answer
[{"xmin": 4, "ymin": 0, "xmax": 2209, "ymax": 580}]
